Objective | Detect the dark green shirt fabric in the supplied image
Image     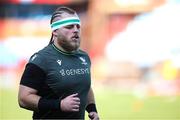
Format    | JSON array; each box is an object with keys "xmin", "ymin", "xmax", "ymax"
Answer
[{"xmin": 21, "ymin": 43, "xmax": 91, "ymax": 119}]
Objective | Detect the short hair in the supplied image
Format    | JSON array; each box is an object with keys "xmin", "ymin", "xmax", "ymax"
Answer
[{"xmin": 49, "ymin": 6, "xmax": 77, "ymax": 44}]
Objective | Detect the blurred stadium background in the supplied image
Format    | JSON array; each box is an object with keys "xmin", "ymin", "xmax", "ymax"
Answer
[{"xmin": 0, "ymin": 0, "xmax": 180, "ymax": 119}]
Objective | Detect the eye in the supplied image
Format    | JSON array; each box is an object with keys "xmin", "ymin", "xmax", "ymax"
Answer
[
  {"xmin": 64, "ymin": 24, "xmax": 80, "ymax": 30},
  {"xmin": 76, "ymin": 24, "xmax": 80, "ymax": 29},
  {"xmin": 64, "ymin": 25, "xmax": 74, "ymax": 29}
]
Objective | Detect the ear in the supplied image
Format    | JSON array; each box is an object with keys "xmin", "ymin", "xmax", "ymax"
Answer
[{"xmin": 52, "ymin": 30, "xmax": 58, "ymax": 36}]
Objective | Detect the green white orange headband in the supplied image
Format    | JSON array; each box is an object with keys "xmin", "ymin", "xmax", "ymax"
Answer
[{"xmin": 51, "ymin": 17, "xmax": 81, "ymax": 31}]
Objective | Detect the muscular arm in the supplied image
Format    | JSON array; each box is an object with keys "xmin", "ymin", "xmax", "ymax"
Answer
[
  {"xmin": 18, "ymin": 85, "xmax": 40, "ymax": 111},
  {"xmin": 87, "ymin": 87, "xmax": 95, "ymax": 105},
  {"xmin": 86, "ymin": 87, "xmax": 99, "ymax": 120},
  {"xmin": 18, "ymin": 63, "xmax": 80, "ymax": 112},
  {"xmin": 18, "ymin": 85, "xmax": 80, "ymax": 112},
  {"xmin": 18, "ymin": 63, "xmax": 44, "ymax": 111}
]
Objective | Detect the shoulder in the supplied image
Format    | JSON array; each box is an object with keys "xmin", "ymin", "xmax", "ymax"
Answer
[
  {"xmin": 29, "ymin": 44, "xmax": 53, "ymax": 60},
  {"xmin": 28, "ymin": 45, "xmax": 51, "ymax": 69},
  {"xmin": 78, "ymin": 49, "xmax": 89, "ymax": 56},
  {"xmin": 77, "ymin": 49, "xmax": 91, "ymax": 64}
]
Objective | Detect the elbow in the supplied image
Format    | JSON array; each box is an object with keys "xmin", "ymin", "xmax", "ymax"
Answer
[
  {"xmin": 18, "ymin": 85, "xmax": 38, "ymax": 111},
  {"xmin": 18, "ymin": 90, "xmax": 30, "ymax": 109},
  {"xmin": 18, "ymin": 96, "xmax": 27, "ymax": 109}
]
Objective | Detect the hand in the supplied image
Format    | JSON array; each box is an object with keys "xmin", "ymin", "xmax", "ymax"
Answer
[
  {"xmin": 88, "ymin": 112, "xmax": 99, "ymax": 120},
  {"xmin": 60, "ymin": 93, "xmax": 80, "ymax": 112}
]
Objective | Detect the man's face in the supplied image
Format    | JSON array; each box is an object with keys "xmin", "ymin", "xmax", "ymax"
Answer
[{"xmin": 53, "ymin": 14, "xmax": 81, "ymax": 52}]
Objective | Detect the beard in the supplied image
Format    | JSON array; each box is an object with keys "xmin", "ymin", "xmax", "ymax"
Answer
[{"xmin": 57, "ymin": 36, "xmax": 80, "ymax": 52}]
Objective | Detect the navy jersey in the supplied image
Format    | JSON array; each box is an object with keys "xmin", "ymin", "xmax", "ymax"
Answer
[{"xmin": 20, "ymin": 43, "xmax": 91, "ymax": 119}]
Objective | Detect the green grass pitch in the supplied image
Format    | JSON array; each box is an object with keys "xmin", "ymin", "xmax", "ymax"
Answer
[{"xmin": 0, "ymin": 88, "xmax": 180, "ymax": 120}]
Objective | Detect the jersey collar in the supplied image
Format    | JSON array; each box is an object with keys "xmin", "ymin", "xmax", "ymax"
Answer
[{"xmin": 51, "ymin": 43, "xmax": 79, "ymax": 55}]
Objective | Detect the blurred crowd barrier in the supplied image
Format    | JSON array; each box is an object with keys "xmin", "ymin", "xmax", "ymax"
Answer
[{"xmin": 0, "ymin": 0, "xmax": 180, "ymax": 97}]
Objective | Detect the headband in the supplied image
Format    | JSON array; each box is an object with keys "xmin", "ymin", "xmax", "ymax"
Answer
[{"xmin": 51, "ymin": 17, "xmax": 81, "ymax": 31}]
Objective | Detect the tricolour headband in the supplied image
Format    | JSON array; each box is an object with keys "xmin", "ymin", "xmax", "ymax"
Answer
[{"xmin": 51, "ymin": 17, "xmax": 81, "ymax": 31}]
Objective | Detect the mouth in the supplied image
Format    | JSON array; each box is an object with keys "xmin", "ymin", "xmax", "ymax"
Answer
[{"xmin": 72, "ymin": 35, "xmax": 79, "ymax": 41}]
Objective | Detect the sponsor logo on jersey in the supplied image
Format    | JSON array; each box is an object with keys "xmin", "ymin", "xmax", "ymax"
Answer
[
  {"xmin": 79, "ymin": 57, "xmax": 87, "ymax": 65},
  {"xmin": 57, "ymin": 59, "xmax": 62, "ymax": 66},
  {"xmin": 59, "ymin": 68, "xmax": 90, "ymax": 76}
]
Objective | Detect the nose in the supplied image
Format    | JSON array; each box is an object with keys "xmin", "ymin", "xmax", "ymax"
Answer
[{"xmin": 73, "ymin": 25, "xmax": 80, "ymax": 32}]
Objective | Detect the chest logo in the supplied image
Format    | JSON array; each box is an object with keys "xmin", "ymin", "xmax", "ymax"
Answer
[
  {"xmin": 57, "ymin": 59, "xmax": 62, "ymax": 66},
  {"xmin": 79, "ymin": 57, "xmax": 87, "ymax": 65}
]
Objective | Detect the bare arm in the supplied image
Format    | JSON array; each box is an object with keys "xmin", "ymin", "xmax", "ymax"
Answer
[
  {"xmin": 18, "ymin": 85, "xmax": 80, "ymax": 112},
  {"xmin": 86, "ymin": 87, "xmax": 99, "ymax": 120},
  {"xmin": 87, "ymin": 87, "xmax": 95, "ymax": 104},
  {"xmin": 18, "ymin": 63, "xmax": 81, "ymax": 112},
  {"xmin": 18, "ymin": 85, "xmax": 40, "ymax": 111}
]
